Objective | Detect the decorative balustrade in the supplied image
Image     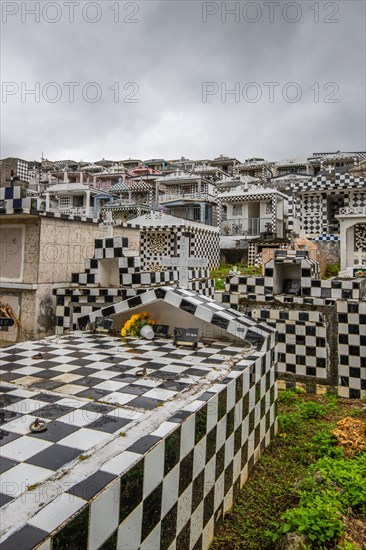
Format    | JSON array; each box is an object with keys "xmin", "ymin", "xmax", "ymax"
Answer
[
  {"xmin": 221, "ymin": 218, "xmax": 274, "ymax": 236},
  {"xmin": 338, "ymin": 206, "xmax": 366, "ymax": 216}
]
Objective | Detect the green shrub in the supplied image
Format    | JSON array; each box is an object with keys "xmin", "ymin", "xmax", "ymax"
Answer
[
  {"xmin": 307, "ymin": 430, "xmax": 343, "ymax": 459},
  {"xmin": 297, "ymin": 401, "xmax": 326, "ymax": 420},
  {"xmin": 278, "ymin": 412, "xmax": 303, "ymax": 434},
  {"xmin": 278, "ymin": 389, "xmax": 297, "ymax": 405}
]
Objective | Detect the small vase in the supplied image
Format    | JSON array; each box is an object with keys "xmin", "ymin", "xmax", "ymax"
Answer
[{"xmin": 140, "ymin": 325, "xmax": 154, "ymax": 340}]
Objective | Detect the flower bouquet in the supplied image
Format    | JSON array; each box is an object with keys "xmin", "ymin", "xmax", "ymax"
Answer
[{"xmin": 121, "ymin": 312, "xmax": 155, "ymax": 339}]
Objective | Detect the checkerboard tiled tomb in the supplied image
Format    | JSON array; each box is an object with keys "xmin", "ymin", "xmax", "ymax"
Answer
[
  {"xmin": 55, "ymin": 235, "xmax": 215, "ymax": 334},
  {"xmin": 218, "ymin": 250, "xmax": 366, "ymax": 398},
  {"xmin": 0, "ymin": 288, "xmax": 277, "ymax": 549}
]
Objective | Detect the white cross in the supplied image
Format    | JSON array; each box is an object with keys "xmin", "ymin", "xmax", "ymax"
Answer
[
  {"xmin": 162, "ymin": 235, "xmax": 208, "ymax": 288},
  {"xmin": 103, "ymin": 211, "xmax": 114, "ymax": 238}
]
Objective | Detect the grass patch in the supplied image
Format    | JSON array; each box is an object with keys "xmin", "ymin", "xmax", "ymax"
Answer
[
  {"xmin": 211, "ymin": 391, "xmax": 366, "ymax": 549},
  {"xmin": 210, "ymin": 264, "xmax": 263, "ymax": 290}
]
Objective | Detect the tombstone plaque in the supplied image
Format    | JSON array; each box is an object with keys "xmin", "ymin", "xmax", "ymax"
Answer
[
  {"xmin": 173, "ymin": 327, "xmax": 199, "ymax": 348},
  {"xmin": 95, "ymin": 317, "xmax": 113, "ymax": 333},
  {"xmin": 283, "ymin": 279, "xmax": 301, "ymax": 295},
  {"xmin": 153, "ymin": 324, "xmax": 169, "ymax": 338},
  {"xmin": 0, "ymin": 317, "xmax": 14, "ymax": 327}
]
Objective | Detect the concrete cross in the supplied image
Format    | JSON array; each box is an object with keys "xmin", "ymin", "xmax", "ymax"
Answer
[
  {"xmin": 103, "ymin": 210, "xmax": 114, "ymax": 238},
  {"xmin": 162, "ymin": 234, "xmax": 208, "ymax": 288}
]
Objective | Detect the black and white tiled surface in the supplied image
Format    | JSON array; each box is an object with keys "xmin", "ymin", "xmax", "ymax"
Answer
[
  {"xmin": 0, "ymin": 333, "xmax": 245, "ymax": 406},
  {"xmin": 0, "ymin": 325, "xmax": 277, "ymax": 549},
  {"xmin": 216, "ymin": 251, "xmax": 366, "ymax": 398},
  {"xmin": 337, "ymin": 300, "xmax": 366, "ymax": 399}
]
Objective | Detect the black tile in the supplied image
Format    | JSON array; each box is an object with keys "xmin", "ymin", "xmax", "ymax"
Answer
[
  {"xmin": 0, "ymin": 492, "xmax": 14, "ymax": 507},
  {"xmin": 128, "ymin": 435, "xmax": 160, "ymax": 454},
  {"xmin": 87, "ymin": 415, "xmax": 131, "ymax": 434},
  {"xmin": 141, "ymin": 482, "xmax": 163, "ymax": 542},
  {"xmin": 160, "ymin": 503, "xmax": 177, "ymax": 550},
  {"xmin": 28, "ymin": 421, "xmax": 79, "ymax": 442},
  {"xmin": 1, "ymin": 525, "xmax": 48, "ymax": 547},
  {"xmin": 218, "ymin": 388, "xmax": 227, "ymax": 421},
  {"xmin": 226, "ymin": 408, "xmax": 235, "ymax": 438},
  {"xmin": 52, "ymin": 505, "xmax": 89, "ymax": 550},
  {"xmin": 32, "ymin": 394, "xmax": 61, "ymax": 403},
  {"xmin": 0, "ymin": 409, "xmax": 22, "ymax": 425},
  {"xmin": 36, "ymin": 404, "xmax": 74, "ymax": 420},
  {"xmin": 99, "ymin": 529, "xmax": 118, "ymax": 549},
  {"xmin": 0, "ymin": 430, "xmax": 21, "ymax": 446},
  {"xmin": 0, "ymin": 456, "xmax": 18, "ymax": 474},
  {"xmin": 224, "ymin": 461, "xmax": 234, "ymax": 496},
  {"xmin": 81, "ymin": 403, "xmax": 114, "ymax": 414},
  {"xmin": 206, "ymin": 426, "xmax": 217, "ymax": 463},
  {"xmin": 176, "ymin": 520, "xmax": 190, "ymax": 550},
  {"xmin": 27, "ymin": 444, "xmax": 82, "ymax": 470},
  {"xmin": 120, "ymin": 459, "xmax": 144, "ymax": 522},
  {"xmin": 191, "ymin": 470, "xmax": 204, "ymax": 512},
  {"xmin": 216, "ymin": 445, "xmax": 225, "ymax": 480},
  {"xmin": 194, "ymin": 404, "xmax": 207, "ymax": 444},
  {"xmin": 31, "ymin": 380, "xmax": 65, "ymax": 391},
  {"xmin": 68, "ymin": 471, "xmax": 116, "ymax": 500},
  {"xmin": 203, "ymin": 485, "xmax": 215, "ymax": 527},
  {"xmin": 127, "ymin": 396, "xmax": 161, "ymax": 410},
  {"xmin": 117, "ymin": 384, "xmax": 150, "ymax": 396},
  {"xmin": 76, "ymin": 388, "xmax": 110, "ymax": 400},
  {"xmin": 164, "ymin": 427, "xmax": 181, "ymax": 475},
  {"xmin": 0, "ymin": 394, "xmax": 23, "ymax": 407},
  {"xmin": 169, "ymin": 410, "xmax": 192, "ymax": 423},
  {"xmin": 179, "ymin": 449, "xmax": 194, "ymax": 496}
]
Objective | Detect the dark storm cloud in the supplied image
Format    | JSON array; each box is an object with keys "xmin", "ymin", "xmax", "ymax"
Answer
[{"xmin": 1, "ymin": 0, "xmax": 365, "ymax": 162}]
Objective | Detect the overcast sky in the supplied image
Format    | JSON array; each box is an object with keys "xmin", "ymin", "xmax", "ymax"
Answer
[{"xmin": 1, "ymin": 0, "xmax": 365, "ymax": 162}]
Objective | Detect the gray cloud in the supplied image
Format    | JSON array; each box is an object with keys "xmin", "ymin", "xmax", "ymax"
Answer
[{"xmin": 1, "ymin": 0, "xmax": 365, "ymax": 161}]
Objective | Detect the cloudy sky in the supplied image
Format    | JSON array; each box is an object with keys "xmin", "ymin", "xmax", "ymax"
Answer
[{"xmin": 1, "ymin": 0, "xmax": 365, "ymax": 162}]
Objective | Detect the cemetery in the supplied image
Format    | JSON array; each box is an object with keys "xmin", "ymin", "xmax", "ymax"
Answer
[{"xmin": 0, "ymin": 160, "xmax": 365, "ymax": 548}]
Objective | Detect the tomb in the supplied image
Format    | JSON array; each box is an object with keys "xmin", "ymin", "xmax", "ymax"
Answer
[
  {"xmin": 219, "ymin": 249, "xmax": 366, "ymax": 398},
  {"xmin": 0, "ymin": 287, "xmax": 277, "ymax": 550}
]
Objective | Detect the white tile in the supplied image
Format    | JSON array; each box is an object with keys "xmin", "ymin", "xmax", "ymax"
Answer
[
  {"xmin": 143, "ymin": 444, "xmax": 164, "ymax": 497},
  {"xmin": 12, "ymin": 366, "xmax": 43, "ymax": 376},
  {"xmin": 35, "ymin": 538, "xmax": 51, "ymax": 550},
  {"xmin": 52, "ymin": 373, "xmax": 82, "ymax": 383},
  {"xmin": 55, "ymin": 397, "xmax": 85, "ymax": 408},
  {"xmin": 106, "ymin": 408, "xmax": 143, "ymax": 422},
  {"xmin": 93, "ymin": 380, "xmax": 129, "ymax": 392},
  {"xmin": 161, "ymin": 465, "xmax": 179, "ymax": 517},
  {"xmin": 57, "ymin": 408, "xmax": 102, "ymax": 427},
  {"xmin": 193, "ymin": 438, "xmax": 206, "ymax": 479},
  {"xmin": 150, "ymin": 422, "xmax": 177, "ymax": 438},
  {"xmin": 176, "ymin": 485, "xmax": 192, "ymax": 532},
  {"xmin": 102, "ymin": 393, "xmax": 136, "ymax": 406},
  {"xmin": 1, "ymin": 463, "xmax": 53, "ymax": 497},
  {"xmin": 140, "ymin": 523, "xmax": 161, "ymax": 550},
  {"xmin": 1, "ymin": 436, "xmax": 52, "ymax": 461},
  {"xmin": 89, "ymin": 481, "xmax": 120, "ymax": 549},
  {"xmin": 143, "ymin": 388, "xmax": 176, "ymax": 401},
  {"xmin": 59, "ymin": 428, "xmax": 110, "ymax": 450},
  {"xmin": 2, "ymin": 414, "xmax": 40, "ymax": 435},
  {"xmin": 89, "ymin": 370, "xmax": 121, "ymax": 380},
  {"xmin": 29, "ymin": 493, "xmax": 86, "ymax": 533},
  {"xmin": 116, "ymin": 503, "xmax": 142, "ymax": 549},
  {"xmin": 3, "ymin": 399, "xmax": 45, "ymax": 415},
  {"xmin": 101, "ymin": 451, "xmax": 141, "ymax": 476},
  {"xmin": 56, "ymin": 384, "xmax": 86, "ymax": 395},
  {"xmin": 48, "ymin": 364, "xmax": 80, "ymax": 373},
  {"xmin": 8, "ymin": 389, "xmax": 37, "ymax": 398}
]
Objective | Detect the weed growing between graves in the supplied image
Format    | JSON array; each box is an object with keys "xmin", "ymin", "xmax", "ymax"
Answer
[
  {"xmin": 210, "ymin": 265, "xmax": 262, "ymax": 290},
  {"xmin": 211, "ymin": 391, "xmax": 366, "ymax": 549}
]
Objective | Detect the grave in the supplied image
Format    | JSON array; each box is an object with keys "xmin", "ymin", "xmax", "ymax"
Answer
[
  {"xmin": 0, "ymin": 287, "xmax": 277, "ymax": 550},
  {"xmin": 218, "ymin": 249, "xmax": 366, "ymax": 398}
]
